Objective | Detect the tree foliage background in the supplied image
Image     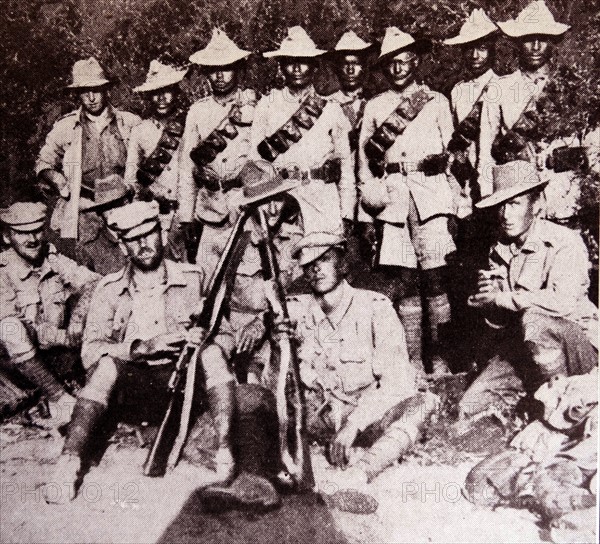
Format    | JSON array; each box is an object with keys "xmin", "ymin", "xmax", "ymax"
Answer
[{"xmin": 0, "ymin": 0, "xmax": 598, "ymax": 255}]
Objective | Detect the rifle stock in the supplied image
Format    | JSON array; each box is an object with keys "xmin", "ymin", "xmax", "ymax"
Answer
[
  {"xmin": 143, "ymin": 210, "xmax": 251, "ymax": 477},
  {"xmin": 255, "ymin": 208, "xmax": 315, "ymax": 492}
]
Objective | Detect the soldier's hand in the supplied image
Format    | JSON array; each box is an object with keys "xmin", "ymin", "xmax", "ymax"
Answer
[
  {"xmin": 328, "ymin": 421, "xmax": 360, "ymax": 468},
  {"xmin": 132, "ymin": 332, "xmax": 186, "ymax": 360},
  {"xmin": 467, "ymin": 291, "xmax": 496, "ymax": 310},
  {"xmin": 236, "ymin": 316, "xmax": 266, "ymax": 354},
  {"xmin": 186, "ymin": 327, "xmax": 206, "ymax": 347}
]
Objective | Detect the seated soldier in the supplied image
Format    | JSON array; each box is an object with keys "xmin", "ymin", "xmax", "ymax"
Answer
[
  {"xmin": 272, "ymin": 232, "xmax": 438, "ymax": 489},
  {"xmin": 459, "ymin": 160, "xmax": 598, "ymax": 427},
  {"xmin": 46, "ymin": 201, "xmax": 282, "ymax": 507},
  {"xmin": 0, "ymin": 202, "xmax": 100, "ymax": 423}
]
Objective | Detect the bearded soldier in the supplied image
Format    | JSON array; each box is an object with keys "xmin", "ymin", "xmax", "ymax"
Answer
[
  {"xmin": 479, "ymin": 0, "xmax": 597, "ymax": 224},
  {"xmin": 444, "ymin": 8, "xmax": 499, "ymax": 214},
  {"xmin": 181, "ymin": 28, "xmax": 257, "ymax": 257},
  {"xmin": 251, "ymin": 26, "xmax": 355, "ymax": 236},
  {"xmin": 36, "ymin": 57, "xmax": 141, "ymax": 260},
  {"xmin": 125, "ymin": 59, "xmax": 190, "ymax": 261},
  {"xmin": 358, "ymin": 27, "xmax": 456, "ymax": 374},
  {"xmin": 45, "ymin": 201, "xmax": 283, "ymax": 507}
]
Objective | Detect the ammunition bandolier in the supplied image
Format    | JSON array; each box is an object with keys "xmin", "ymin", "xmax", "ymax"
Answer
[
  {"xmin": 136, "ymin": 109, "xmax": 187, "ymax": 212},
  {"xmin": 363, "ymin": 89, "xmax": 447, "ymax": 178},
  {"xmin": 491, "ymin": 81, "xmax": 589, "ymax": 173}
]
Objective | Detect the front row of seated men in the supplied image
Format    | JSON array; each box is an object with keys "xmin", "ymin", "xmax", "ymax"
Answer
[{"xmin": 0, "ymin": 158, "xmax": 597, "ymax": 510}]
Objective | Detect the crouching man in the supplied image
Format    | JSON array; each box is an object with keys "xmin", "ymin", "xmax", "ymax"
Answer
[
  {"xmin": 458, "ymin": 160, "xmax": 598, "ymax": 426},
  {"xmin": 46, "ymin": 201, "xmax": 282, "ymax": 507},
  {"xmin": 274, "ymin": 233, "xmax": 438, "ymax": 492},
  {"xmin": 0, "ymin": 202, "xmax": 99, "ymax": 423}
]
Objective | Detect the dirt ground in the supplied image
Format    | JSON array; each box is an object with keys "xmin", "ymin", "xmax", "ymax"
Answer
[
  {"xmin": 1, "ymin": 428, "xmax": 548, "ymax": 544},
  {"xmin": 1, "ymin": 374, "xmax": 579, "ymax": 544}
]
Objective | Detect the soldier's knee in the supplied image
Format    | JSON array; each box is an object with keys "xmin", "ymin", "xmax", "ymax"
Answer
[
  {"xmin": 521, "ymin": 311, "xmax": 566, "ymax": 378},
  {"xmin": 0, "ymin": 316, "xmax": 36, "ymax": 363},
  {"xmin": 201, "ymin": 344, "xmax": 234, "ymax": 390},
  {"xmin": 79, "ymin": 356, "xmax": 119, "ymax": 405}
]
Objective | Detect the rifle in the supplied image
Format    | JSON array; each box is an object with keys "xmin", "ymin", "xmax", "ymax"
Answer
[
  {"xmin": 143, "ymin": 209, "xmax": 251, "ymax": 477},
  {"xmin": 255, "ymin": 207, "xmax": 315, "ymax": 492}
]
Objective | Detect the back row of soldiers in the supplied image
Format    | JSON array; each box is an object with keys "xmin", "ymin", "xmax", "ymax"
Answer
[{"xmin": 1, "ymin": 0, "xmax": 597, "ymax": 514}]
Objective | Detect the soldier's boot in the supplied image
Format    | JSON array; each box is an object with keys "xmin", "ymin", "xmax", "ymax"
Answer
[
  {"xmin": 425, "ymin": 293, "xmax": 452, "ymax": 375},
  {"xmin": 44, "ymin": 398, "xmax": 106, "ymax": 504},
  {"xmin": 200, "ymin": 384, "xmax": 282, "ymax": 512},
  {"xmin": 396, "ymin": 297, "xmax": 424, "ymax": 372},
  {"xmin": 207, "ymin": 381, "xmax": 236, "ymax": 483},
  {"xmin": 17, "ymin": 355, "xmax": 75, "ymax": 428},
  {"xmin": 354, "ymin": 392, "xmax": 439, "ymax": 482}
]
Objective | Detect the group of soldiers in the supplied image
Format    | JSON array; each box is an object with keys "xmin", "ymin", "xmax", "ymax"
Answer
[{"xmin": 0, "ymin": 0, "xmax": 597, "ymax": 520}]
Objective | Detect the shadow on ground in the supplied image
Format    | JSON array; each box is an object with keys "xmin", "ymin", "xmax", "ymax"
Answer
[{"xmin": 158, "ymin": 491, "xmax": 348, "ymax": 544}]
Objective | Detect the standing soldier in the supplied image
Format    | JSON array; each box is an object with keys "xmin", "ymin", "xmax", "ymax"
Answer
[
  {"xmin": 251, "ymin": 26, "xmax": 355, "ymax": 235},
  {"xmin": 325, "ymin": 30, "xmax": 376, "ymax": 269},
  {"xmin": 77, "ymin": 174, "xmax": 133, "ymax": 275},
  {"xmin": 444, "ymin": 8, "xmax": 498, "ymax": 213},
  {"xmin": 0, "ymin": 202, "xmax": 100, "ymax": 424},
  {"xmin": 358, "ymin": 27, "xmax": 456, "ymax": 374},
  {"xmin": 125, "ymin": 59, "xmax": 190, "ymax": 261},
  {"xmin": 181, "ymin": 28, "xmax": 256, "ymax": 256},
  {"xmin": 35, "ymin": 57, "xmax": 141, "ymax": 260},
  {"xmin": 479, "ymin": 0, "xmax": 595, "ymax": 224}
]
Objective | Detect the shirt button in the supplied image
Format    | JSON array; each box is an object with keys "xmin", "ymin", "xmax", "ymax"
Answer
[
  {"xmin": 401, "ymin": 151, "xmax": 407, "ymax": 157},
  {"xmin": 166, "ymin": 166, "xmax": 171, "ymax": 171}
]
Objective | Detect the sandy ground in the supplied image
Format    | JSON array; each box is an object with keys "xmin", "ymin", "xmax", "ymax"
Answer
[{"xmin": 0, "ymin": 425, "xmax": 549, "ymax": 544}]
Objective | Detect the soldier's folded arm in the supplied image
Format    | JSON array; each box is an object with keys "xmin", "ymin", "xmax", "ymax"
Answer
[
  {"xmin": 81, "ymin": 282, "xmax": 135, "ymax": 369},
  {"xmin": 477, "ymin": 91, "xmax": 500, "ymax": 195},
  {"xmin": 494, "ymin": 237, "xmax": 591, "ymax": 316}
]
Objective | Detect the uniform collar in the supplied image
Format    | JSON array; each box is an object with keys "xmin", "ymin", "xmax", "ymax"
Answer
[
  {"xmin": 110, "ymin": 258, "xmax": 188, "ymax": 295},
  {"xmin": 334, "ymin": 88, "xmax": 364, "ymax": 103},
  {"xmin": 392, "ymin": 80, "xmax": 423, "ymax": 99},
  {"xmin": 518, "ymin": 66, "xmax": 551, "ymax": 85},
  {"xmin": 2, "ymin": 244, "xmax": 60, "ymax": 281},
  {"xmin": 75, "ymin": 105, "xmax": 117, "ymax": 126},
  {"xmin": 470, "ymin": 68, "xmax": 495, "ymax": 88},
  {"xmin": 283, "ymin": 84, "xmax": 316, "ymax": 103},
  {"xmin": 212, "ymin": 87, "xmax": 241, "ymax": 106},
  {"xmin": 491, "ymin": 218, "xmax": 555, "ymax": 265},
  {"xmin": 309, "ymin": 279, "xmax": 354, "ymax": 329}
]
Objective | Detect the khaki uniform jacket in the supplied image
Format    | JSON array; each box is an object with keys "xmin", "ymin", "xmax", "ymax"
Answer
[
  {"xmin": 287, "ymin": 281, "xmax": 418, "ymax": 432},
  {"xmin": 479, "ymin": 69, "xmax": 600, "ymax": 218},
  {"xmin": 35, "ymin": 107, "xmax": 141, "ymax": 239},
  {"xmin": 125, "ymin": 117, "xmax": 191, "ymax": 221},
  {"xmin": 358, "ymin": 82, "xmax": 455, "ymax": 225},
  {"xmin": 0, "ymin": 245, "xmax": 99, "ymax": 346},
  {"xmin": 250, "ymin": 86, "xmax": 355, "ymax": 229},
  {"xmin": 81, "ymin": 259, "xmax": 233, "ymax": 370},
  {"xmin": 450, "ymin": 69, "xmax": 497, "ymax": 216},
  {"xmin": 491, "ymin": 219, "xmax": 598, "ymax": 348},
  {"xmin": 326, "ymin": 89, "xmax": 370, "ymax": 222},
  {"xmin": 180, "ymin": 89, "xmax": 257, "ymax": 223}
]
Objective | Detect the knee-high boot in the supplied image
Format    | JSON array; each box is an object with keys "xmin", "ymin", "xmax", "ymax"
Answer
[
  {"xmin": 397, "ymin": 297, "xmax": 424, "ymax": 372},
  {"xmin": 426, "ymin": 293, "xmax": 452, "ymax": 374},
  {"xmin": 45, "ymin": 397, "xmax": 106, "ymax": 504},
  {"xmin": 207, "ymin": 381, "xmax": 236, "ymax": 483}
]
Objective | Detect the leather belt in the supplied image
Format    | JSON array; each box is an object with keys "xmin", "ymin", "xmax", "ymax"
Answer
[{"xmin": 279, "ymin": 158, "xmax": 341, "ymax": 184}]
